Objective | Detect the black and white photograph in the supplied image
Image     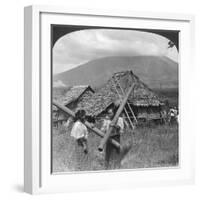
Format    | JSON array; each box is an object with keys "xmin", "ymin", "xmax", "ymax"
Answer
[{"xmin": 51, "ymin": 25, "xmax": 179, "ymax": 173}]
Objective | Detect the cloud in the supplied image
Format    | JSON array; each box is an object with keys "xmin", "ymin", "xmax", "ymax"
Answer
[
  {"xmin": 53, "ymin": 80, "xmax": 66, "ymax": 87},
  {"xmin": 53, "ymin": 29, "xmax": 178, "ymax": 74}
]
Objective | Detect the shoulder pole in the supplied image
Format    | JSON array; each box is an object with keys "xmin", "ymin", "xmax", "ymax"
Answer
[{"xmin": 52, "ymin": 100, "xmax": 120, "ymax": 149}]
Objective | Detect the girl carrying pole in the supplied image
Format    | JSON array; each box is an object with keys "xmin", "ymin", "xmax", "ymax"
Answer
[{"xmin": 101, "ymin": 108, "xmax": 132, "ymax": 169}]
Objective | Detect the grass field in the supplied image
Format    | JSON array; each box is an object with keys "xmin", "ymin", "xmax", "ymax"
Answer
[{"xmin": 52, "ymin": 123, "xmax": 179, "ymax": 173}]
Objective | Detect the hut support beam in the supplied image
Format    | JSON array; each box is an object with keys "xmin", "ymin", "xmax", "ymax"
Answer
[
  {"xmin": 115, "ymin": 78, "xmax": 138, "ymax": 124},
  {"xmin": 111, "ymin": 79, "xmax": 135, "ymax": 130}
]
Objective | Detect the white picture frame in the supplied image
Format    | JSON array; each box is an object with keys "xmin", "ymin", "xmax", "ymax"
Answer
[{"xmin": 24, "ymin": 5, "xmax": 195, "ymax": 194}]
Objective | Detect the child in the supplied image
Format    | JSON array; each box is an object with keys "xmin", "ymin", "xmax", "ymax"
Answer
[
  {"xmin": 101, "ymin": 109, "xmax": 123, "ymax": 168},
  {"xmin": 116, "ymin": 114, "xmax": 125, "ymax": 135},
  {"xmin": 101, "ymin": 109, "xmax": 125, "ymax": 134},
  {"xmin": 71, "ymin": 109, "xmax": 88, "ymax": 154},
  {"xmin": 101, "ymin": 115, "xmax": 112, "ymax": 133}
]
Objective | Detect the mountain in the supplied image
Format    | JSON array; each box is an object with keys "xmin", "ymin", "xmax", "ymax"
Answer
[{"xmin": 53, "ymin": 56, "xmax": 178, "ymax": 90}]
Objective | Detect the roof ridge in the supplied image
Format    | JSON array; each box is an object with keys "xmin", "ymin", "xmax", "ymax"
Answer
[{"xmin": 112, "ymin": 70, "xmax": 132, "ymax": 75}]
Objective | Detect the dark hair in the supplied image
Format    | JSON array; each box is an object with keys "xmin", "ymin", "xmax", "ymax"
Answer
[
  {"xmin": 86, "ymin": 115, "xmax": 96, "ymax": 123},
  {"xmin": 74, "ymin": 109, "xmax": 86, "ymax": 122}
]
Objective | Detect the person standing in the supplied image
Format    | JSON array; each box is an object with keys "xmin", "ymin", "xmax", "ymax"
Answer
[
  {"xmin": 101, "ymin": 108, "xmax": 131, "ymax": 169},
  {"xmin": 71, "ymin": 109, "xmax": 89, "ymax": 154}
]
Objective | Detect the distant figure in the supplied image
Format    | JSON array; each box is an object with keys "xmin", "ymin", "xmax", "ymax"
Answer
[
  {"xmin": 64, "ymin": 116, "xmax": 73, "ymax": 132},
  {"xmin": 71, "ymin": 109, "xmax": 88, "ymax": 154},
  {"xmin": 168, "ymin": 107, "xmax": 178, "ymax": 125},
  {"xmin": 160, "ymin": 109, "xmax": 167, "ymax": 124}
]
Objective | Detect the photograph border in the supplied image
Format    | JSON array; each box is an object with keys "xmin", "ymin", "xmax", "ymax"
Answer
[{"xmin": 24, "ymin": 5, "xmax": 195, "ymax": 194}]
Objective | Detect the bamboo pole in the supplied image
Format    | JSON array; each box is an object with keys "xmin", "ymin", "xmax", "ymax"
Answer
[
  {"xmin": 52, "ymin": 100, "xmax": 120, "ymax": 149},
  {"xmin": 98, "ymin": 82, "xmax": 136, "ymax": 152}
]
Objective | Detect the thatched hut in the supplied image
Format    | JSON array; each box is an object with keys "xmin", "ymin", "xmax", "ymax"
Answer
[
  {"xmin": 77, "ymin": 71, "xmax": 164, "ymax": 122},
  {"xmin": 52, "ymin": 85, "xmax": 94, "ymax": 126},
  {"xmin": 61, "ymin": 85, "xmax": 94, "ymax": 109}
]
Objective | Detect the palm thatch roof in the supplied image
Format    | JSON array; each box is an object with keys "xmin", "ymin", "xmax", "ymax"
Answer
[
  {"xmin": 61, "ymin": 85, "xmax": 94, "ymax": 106},
  {"xmin": 77, "ymin": 71, "xmax": 164, "ymax": 117},
  {"xmin": 53, "ymin": 85, "xmax": 94, "ymax": 111}
]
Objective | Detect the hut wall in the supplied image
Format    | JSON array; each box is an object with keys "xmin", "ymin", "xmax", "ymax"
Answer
[{"xmin": 135, "ymin": 105, "xmax": 161, "ymax": 120}]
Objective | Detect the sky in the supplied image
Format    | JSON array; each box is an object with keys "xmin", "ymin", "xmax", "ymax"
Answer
[{"xmin": 53, "ymin": 29, "xmax": 178, "ymax": 75}]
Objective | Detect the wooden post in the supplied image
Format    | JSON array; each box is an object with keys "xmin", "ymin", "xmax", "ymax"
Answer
[
  {"xmin": 98, "ymin": 82, "xmax": 136, "ymax": 152},
  {"xmin": 115, "ymin": 78, "xmax": 138, "ymax": 124},
  {"xmin": 111, "ymin": 79, "xmax": 135, "ymax": 130},
  {"xmin": 52, "ymin": 101, "xmax": 120, "ymax": 149}
]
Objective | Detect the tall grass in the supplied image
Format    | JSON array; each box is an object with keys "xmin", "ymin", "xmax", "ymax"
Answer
[
  {"xmin": 121, "ymin": 124, "xmax": 178, "ymax": 169},
  {"xmin": 52, "ymin": 123, "xmax": 178, "ymax": 173}
]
